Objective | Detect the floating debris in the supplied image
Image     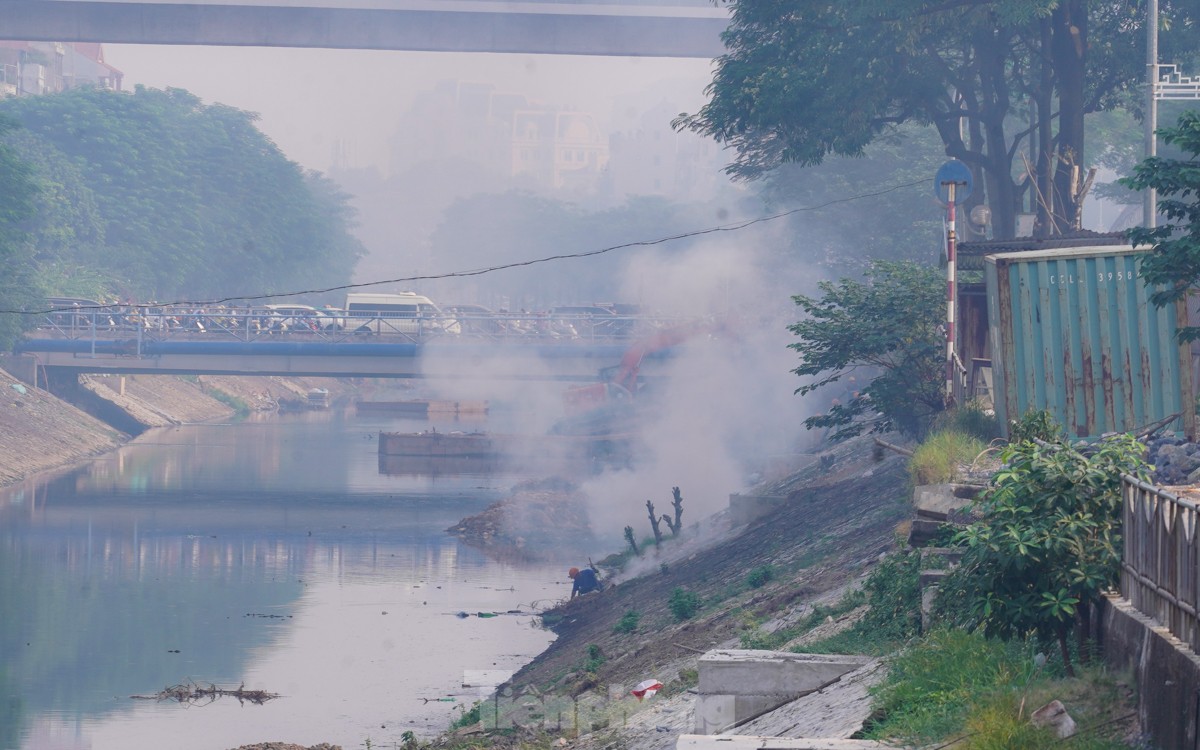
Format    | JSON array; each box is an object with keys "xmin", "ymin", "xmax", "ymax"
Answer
[{"xmin": 131, "ymin": 681, "xmax": 280, "ymax": 705}]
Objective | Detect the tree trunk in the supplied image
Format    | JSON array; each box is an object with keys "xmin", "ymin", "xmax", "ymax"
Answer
[
  {"xmin": 1035, "ymin": 16, "xmax": 1055, "ymax": 238},
  {"xmin": 1051, "ymin": 0, "xmax": 1087, "ymax": 234}
]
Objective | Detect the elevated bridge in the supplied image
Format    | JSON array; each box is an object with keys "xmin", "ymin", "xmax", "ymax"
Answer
[
  {"xmin": 15, "ymin": 308, "xmax": 695, "ymax": 381},
  {"xmin": 0, "ymin": 1, "xmax": 729, "ymax": 57}
]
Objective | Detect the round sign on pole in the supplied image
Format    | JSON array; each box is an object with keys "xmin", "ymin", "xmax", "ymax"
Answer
[{"xmin": 933, "ymin": 160, "xmax": 973, "ymax": 204}]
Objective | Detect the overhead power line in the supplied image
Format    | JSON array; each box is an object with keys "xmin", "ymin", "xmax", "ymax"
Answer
[{"xmin": 4, "ymin": 177, "xmax": 927, "ymax": 315}]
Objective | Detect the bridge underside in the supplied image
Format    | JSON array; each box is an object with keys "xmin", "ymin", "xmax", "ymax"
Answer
[
  {"xmin": 0, "ymin": 1, "xmax": 728, "ymax": 57},
  {"xmin": 17, "ymin": 339, "xmax": 663, "ymax": 381}
]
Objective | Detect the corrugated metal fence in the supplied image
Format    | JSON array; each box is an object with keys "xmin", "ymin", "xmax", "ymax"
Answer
[{"xmin": 1121, "ymin": 474, "xmax": 1200, "ymax": 653}]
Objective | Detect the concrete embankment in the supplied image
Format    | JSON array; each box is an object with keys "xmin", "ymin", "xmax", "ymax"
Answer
[{"xmin": 0, "ymin": 354, "xmax": 352, "ymax": 488}]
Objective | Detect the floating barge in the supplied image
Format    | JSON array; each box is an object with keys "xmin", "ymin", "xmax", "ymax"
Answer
[
  {"xmin": 355, "ymin": 400, "xmax": 488, "ymax": 418},
  {"xmin": 377, "ymin": 430, "xmax": 632, "ymax": 462}
]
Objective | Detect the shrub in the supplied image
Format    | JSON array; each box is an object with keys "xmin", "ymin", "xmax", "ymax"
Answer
[
  {"xmin": 583, "ymin": 643, "xmax": 606, "ymax": 673},
  {"xmin": 668, "ymin": 587, "xmax": 700, "ymax": 621},
  {"xmin": 909, "ymin": 429, "xmax": 986, "ymax": 485},
  {"xmin": 746, "ymin": 564, "xmax": 774, "ymax": 588},
  {"xmin": 613, "ymin": 610, "xmax": 640, "ymax": 634}
]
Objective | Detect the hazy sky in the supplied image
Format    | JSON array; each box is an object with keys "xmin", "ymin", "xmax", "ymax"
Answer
[{"xmin": 102, "ymin": 45, "xmax": 717, "ymax": 174}]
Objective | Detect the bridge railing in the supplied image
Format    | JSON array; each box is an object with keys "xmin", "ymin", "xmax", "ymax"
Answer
[
  {"xmin": 1121, "ymin": 474, "xmax": 1200, "ymax": 653},
  {"xmin": 30, "ymin": 306, "xmax": 697, "ymax": 347}
]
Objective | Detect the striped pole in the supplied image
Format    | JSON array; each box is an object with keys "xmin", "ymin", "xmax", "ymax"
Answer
[{"xmin": 945, "ymin": 182, "xmax": 957, "ymax": 406}]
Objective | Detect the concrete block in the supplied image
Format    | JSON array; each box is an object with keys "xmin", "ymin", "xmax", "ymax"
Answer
[
  {"xmin": 699, "ymin": 650, "xmax": 871, "ymax": 696},
  {"xmin": 912, "ymin": 483, "xmax": 979, "ymax": 521},
  {"xmin": 906, "ymin": 518, "xmax": 945, "ymax": 548},
  {"xmin": 677, "ymin": 737, "xmax": 906, "ymax": 749},
  {"xmin": 729, "ymin": 494, "xmax": 788, "ymax": 526},
  {"xmin": 694, "ymin": 650, "xmax": 871, "ymax": 733}
]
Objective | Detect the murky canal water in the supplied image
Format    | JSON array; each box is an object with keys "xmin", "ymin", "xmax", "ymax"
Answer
[{"xmin": 0, "ymin": 408, "xmax": 567, "ymax": 750}]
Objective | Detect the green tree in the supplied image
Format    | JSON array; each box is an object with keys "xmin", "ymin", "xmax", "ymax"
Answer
[
  {"xmin": 0, "ymin": 86, "xmax": 364, "ymax": 302},
  {"xmin": 1122, "ymin": 109, "xmax": 1200, "ymax": 341},
  {"xmin": 675, "ymin": 1, "xmax": 1200, "ymax": 239},
  {"xmin": 789, "ymin": 260, "xmax": 945, "ymax": 440},
  {"xmin": 942, "ymin": 433, "xmax": 1148, "ymax": 675},
  {"xmin": 0, "ymin": 114, "xmax": 41, "ymax": 350}
]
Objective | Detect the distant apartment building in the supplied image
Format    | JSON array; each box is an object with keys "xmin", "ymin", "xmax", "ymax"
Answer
[
  {"xmin": 390, "ymin": 80, "xmax": 610, "ymax": 194},
  {"xmin": 389, "ymin": 79, "xmax": 728, "ymax": 201},
  {"xmin": 0, "ymin": 41, "xmax": 123, "ymax": 98},
  {"xmin": 606, "ymin": 99, "xmax": 723, "ymax": 201},
  {"xmin": 511, "ymin": 109, "xmax": 608, "ymax": 191}
]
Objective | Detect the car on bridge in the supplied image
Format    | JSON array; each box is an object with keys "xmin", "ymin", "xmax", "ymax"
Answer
[
  {"xmin": 263, "ymin": 304, "xmax": 341, "ymax": 332},
  {"xmin": 344, "ymin": 292, "xmax": 461, "ymax": 336}
]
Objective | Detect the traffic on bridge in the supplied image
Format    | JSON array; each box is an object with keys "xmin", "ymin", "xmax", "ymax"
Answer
[{"xmin": 17, "ymin": 297, "xmax": 711, "ymax": 381}]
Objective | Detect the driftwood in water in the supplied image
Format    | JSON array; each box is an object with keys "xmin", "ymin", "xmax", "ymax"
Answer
[{"xmin": 131, "ymin": 681, "xmax": 280, "ymax": 705}]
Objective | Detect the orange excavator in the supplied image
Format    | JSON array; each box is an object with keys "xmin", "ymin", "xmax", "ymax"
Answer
[{"xmin": 555, "ymin": 319, "xmax": 721, "ymax": 433}]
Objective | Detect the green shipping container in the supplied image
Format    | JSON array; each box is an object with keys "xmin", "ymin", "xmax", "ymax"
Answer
[{"xmin": 985, "ymin": 245, "xmax": 1193, "ymax": 439}]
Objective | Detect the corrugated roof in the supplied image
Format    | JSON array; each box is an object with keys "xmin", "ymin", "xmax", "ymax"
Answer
[{"xmin": 959, "ymin": 230, "xmax": 1131, "ymax": 272}]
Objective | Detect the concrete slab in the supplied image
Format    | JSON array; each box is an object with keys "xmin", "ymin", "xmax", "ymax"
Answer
[
  {"xmin": 912, "ymin": 483, "xmax": 980, "ymax": 520},
  {"xmin": 694, "ymin": 650, "xmax": 872, "ymax": 733}
]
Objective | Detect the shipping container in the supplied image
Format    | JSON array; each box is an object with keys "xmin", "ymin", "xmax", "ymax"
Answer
[{"xmin": 985, "ymin": 245, "xmax": 1193, "ymax": 439}]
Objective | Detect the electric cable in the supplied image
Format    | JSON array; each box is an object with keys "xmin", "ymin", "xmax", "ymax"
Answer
[{"xmin": 3, "ymin": 177, "xmax": 927, "ymax": 315}]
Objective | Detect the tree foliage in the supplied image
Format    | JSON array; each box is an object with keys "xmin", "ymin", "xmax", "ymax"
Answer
[
  {"xmin": 789, "ymin": 260, "xmax": 946, "ymax": 440},
  {"xmin": 1122, "ymin": 110, "xmax": 1200, "ymax": 341},
  {"xmin": 941, "ymin": 433, "xmax": 1148, "ymax": 674},
  {"xmin": 0, "ymin": 86, "xmax": 364, "ymax": 302},
  {"xmin": 0, "ymin": 114, "xmax": 41, "ymax": 350},
  {"xmin": 675, "ymin": 0, "xmax": 1200, "ymax": 239}
]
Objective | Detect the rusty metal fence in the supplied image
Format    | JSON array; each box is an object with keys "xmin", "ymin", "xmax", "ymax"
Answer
[{"xmin": 1121, "ymin": 474, "xmax": 1200, "ymax": 653}]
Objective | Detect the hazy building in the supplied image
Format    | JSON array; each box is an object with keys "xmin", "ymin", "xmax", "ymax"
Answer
[
  {"xmin": 0, "ymin": 41, "xmax": 123, "ymax": 98},
  {"xmin": 511, "ymin": 109, "xmax": 608, "ymax": 191},
  {"xmin": 606, "ymin": 99, "xmax": 723, "ymax": 201}
]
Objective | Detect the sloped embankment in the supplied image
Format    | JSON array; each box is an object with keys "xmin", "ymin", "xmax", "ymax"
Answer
[
  {"xmin": 509, "ymin": 444, "xmax": 912, "ymax": 700},
  {"xmin": 0, "ymin": 367, "xmax": 124, "ymax": 486}
]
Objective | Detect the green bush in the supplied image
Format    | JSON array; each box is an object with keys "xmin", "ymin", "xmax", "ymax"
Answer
[
  {"xmin": 746, "ymin": 565, "xmax": 774, "ymax": 589},
  {"xmin": 908, "ymin": 429, "xmax": 986, "ymax": 485},
  {"xmin": 450, "ymin": 701, "xmax": 482, "ymax": 730},
  {"xmin": 668, "ymin": 587, "xmax": 700, "ymax": 621},
  {"xmin": 583, "ymin": 643, "xmax": 606, "ymax": 673},
  {"xmin": 613, "ymin": 610, "xmax": 640, "ymax": 634}
]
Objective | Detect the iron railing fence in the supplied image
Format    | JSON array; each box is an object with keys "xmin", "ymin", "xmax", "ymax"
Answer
[
  {"xmin": 1121, "ymin": 474, "xmax": 1200, "ymax": 653},
  {"xmin": 29, "ymin": 306, "xmax": 692, "ymax": 348}
]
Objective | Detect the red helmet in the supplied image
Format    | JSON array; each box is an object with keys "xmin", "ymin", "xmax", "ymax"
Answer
[{"xmin": 568, "ymin": 567, "xmax": 580, "ymax": 578}]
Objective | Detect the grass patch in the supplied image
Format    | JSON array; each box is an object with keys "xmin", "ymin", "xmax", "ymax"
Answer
[
  {"xmin": 861, "ymin": 629, "xmax": 1132, "ymax": 749},
  {"xmin": 909, "ymin": 429, "xmax": 987, "ymax": 485},
  {"xmin": 934, "ymin": 401, "xmax": 1002, "ymax": 443},
  {"xmin": 206, "ymin": 387, "xmax": 250, "ymax": 416},
  {"xmin": 740, "ymin": 589, "xmax": 866, "ymax": 650}
]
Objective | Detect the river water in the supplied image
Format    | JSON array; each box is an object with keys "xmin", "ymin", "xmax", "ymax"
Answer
[{"xmin": 0, "ymin": 407, "xmax": 569, "ymax": 750}]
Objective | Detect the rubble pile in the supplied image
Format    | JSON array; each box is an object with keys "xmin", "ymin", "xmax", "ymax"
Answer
[{"xmin": 1145, "ymin": 437, "xmax": 1200, "ymax": 486}]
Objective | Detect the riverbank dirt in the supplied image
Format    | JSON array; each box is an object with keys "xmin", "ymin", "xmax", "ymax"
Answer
[
  {"xmin": 441, "ymin": 439, "xmax": 914, "ymax": 749},
  {"xmin": 0, "ymin": 366, "xmax": 354, "ymax": 489}
]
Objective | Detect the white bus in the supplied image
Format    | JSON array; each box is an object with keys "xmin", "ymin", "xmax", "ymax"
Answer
[{"xmin": 344, "ymin": 292, "xmax": 460, "ymax": 335}]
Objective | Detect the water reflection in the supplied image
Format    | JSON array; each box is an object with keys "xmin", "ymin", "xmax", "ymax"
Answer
[{"xmin": 0, "ymin": 409, "xmax": 561, "ymax": 750}]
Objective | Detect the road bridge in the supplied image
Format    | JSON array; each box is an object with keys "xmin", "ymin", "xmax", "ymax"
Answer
[
  {"xmin": 0, "ymin": 1, "xmax": 729, "ymax": 57},
  {"xmin": 15, "ymin": 309, "xmax": 694, "ymax": 380}
]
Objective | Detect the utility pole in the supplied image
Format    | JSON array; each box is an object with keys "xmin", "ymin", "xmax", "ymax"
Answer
[{"xmin": 1144, "ymin": 0, "xmax": 1158, "ymax": 229}]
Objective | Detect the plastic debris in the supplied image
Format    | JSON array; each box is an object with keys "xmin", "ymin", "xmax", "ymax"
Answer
[{"xmin": 631, "ymin": 679, "xmax": 663, "ymax": 701}]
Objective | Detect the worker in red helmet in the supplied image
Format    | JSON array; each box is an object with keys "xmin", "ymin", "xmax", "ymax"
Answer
[{"xmin": 568, "ymin": 566, "xmax": 602, "ymax": 598}]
